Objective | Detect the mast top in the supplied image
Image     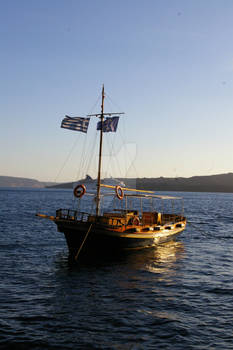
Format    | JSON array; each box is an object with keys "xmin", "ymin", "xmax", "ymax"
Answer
[
  {"xmin": 101, "ymin": 85, "xmax": 105, "ymax": 115},
  {"xmin": 87, "ymin": 85, "xmax": 124, "ymax": 117}
]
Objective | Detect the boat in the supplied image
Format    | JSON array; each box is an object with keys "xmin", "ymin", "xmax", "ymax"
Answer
[{"xmin": 37, "ymin": 86, "xmax": 186, "ymax": 260}]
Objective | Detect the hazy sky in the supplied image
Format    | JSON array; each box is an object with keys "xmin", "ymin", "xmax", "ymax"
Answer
[{"xmin": 1, "ymin": 0, "xmax": 233, "ymax": 182}]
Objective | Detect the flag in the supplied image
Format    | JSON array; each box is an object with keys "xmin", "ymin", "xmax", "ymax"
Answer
[
  {"xmin": 61, "ymin": 116, "xmax": 90, "ymax": 133},
  {"xmin": 97, "ymin": 117, "xmax": 119, "ymax": 132}
]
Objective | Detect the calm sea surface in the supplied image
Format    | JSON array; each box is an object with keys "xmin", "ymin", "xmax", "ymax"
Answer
[{"xmin": 0, "ymin": 188, "xmax": 233, "ymax": 349}]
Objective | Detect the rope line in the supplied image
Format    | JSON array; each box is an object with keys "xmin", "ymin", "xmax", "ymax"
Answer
[
  {"xmin": 54, "ymin": 135, "xmax": 81, "ymax": 183},
  {"xmin": 75, "ymin": 134, "xmax": 88, "ymax": 183},
  {"xmin": 85, "ymin": 131, "xmax": 98, "ymax": 178},
  {"xmin": 74, "ymin": 224, "xmax": 93, "ymax": 261},
  {"xmin": 105, "ymin": 92, "xmax": 124, "ymax": 112},
  {"xmin": 87, "ymin": 92, "xmax": 102, "ymax": 115}
]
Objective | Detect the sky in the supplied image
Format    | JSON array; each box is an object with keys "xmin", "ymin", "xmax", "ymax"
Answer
[{"xmin": 1, "ymin": 0, "xmax": 233, "ymax": 182}]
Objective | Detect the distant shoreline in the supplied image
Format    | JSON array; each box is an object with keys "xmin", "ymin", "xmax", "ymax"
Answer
[{"xmin": 1, "ymin": 173, "xmax": 233, "ymax": 193}]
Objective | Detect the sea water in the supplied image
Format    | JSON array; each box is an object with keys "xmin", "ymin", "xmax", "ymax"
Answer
[{"xmin": 0, "ymin": 188, "xmax": 233, "ymax": 349}]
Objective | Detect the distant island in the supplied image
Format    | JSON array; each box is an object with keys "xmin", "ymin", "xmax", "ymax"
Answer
[
  {"xmin": 0, "ymin": 176, "xmax": 57, "ymax": 188},
  {"xmin": 1, "ymin": 173, "xmax": 233, "ymax": 193}
]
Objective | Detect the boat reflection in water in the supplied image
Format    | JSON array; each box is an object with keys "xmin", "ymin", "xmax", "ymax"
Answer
[
  {"xmin": 148, "ymin": 241, "xmax": 184, "ymax": 273},
  {"xmin": 121, "ymin": 240, "xmax": 185, "ymax": 273},
  {"xmin": 144, "ymin": 241, "xmax": 185, "ymax": 274},
  {"xmin": 100, "ymin": 240, "xmax": 186, "ymax": 298}
]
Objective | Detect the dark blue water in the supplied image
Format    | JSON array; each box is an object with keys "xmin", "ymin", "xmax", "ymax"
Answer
[{"xmin": 1, "ymin": 188, "xmax": 233, "ymax": 349}]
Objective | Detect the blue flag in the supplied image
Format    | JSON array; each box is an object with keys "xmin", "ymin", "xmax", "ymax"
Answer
[
  {"xmin": 97, "ymin": 117, "xmax": 119, "ymax": 132},
  {"xmin": 61, "ymin": 116, "xmax": 90, "ymax": 133}
]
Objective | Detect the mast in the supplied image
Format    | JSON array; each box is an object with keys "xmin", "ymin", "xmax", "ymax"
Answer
[{"xmin": 96, "ymin": 85, "xmax": 105, "ymax": 215}]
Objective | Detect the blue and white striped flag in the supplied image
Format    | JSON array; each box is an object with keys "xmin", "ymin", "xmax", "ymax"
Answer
[
  {"xmin": 97, "ymin": 116, "xmax": 119, "ymax": 133},
  {"xmin": 61, "ymin": 116, "xmax": 90, "ymax": 133}
]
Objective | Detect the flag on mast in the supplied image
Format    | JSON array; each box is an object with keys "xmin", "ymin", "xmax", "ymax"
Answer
[
  {"xmin": 61, "ymin": 116, "xmax": 90, "ymax": 133},
  {"xmin": 97, "ymin": 117, "xmax": 119, "ymax": 132}
]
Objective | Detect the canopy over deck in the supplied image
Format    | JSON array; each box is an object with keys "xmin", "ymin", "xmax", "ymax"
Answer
[
  {"xmin": 81, "ymin": 183, "xmax": 183, "ymax": 200},
  {"xmin": 124, "ymin": 194, "xmax": 182, "ymax": 200}
]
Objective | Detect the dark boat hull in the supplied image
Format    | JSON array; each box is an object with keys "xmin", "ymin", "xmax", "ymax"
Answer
[{"xmin": 55, "ymin": 219, "xmax": 186, "ymax": 258}]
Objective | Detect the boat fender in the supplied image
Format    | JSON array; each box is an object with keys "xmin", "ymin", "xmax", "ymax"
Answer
[
  {"xmin": 157, "ymin": 212, "xmax": 162, "ymax": 225},
  {"xmin": 115, "ymin": 185, "xmax": 124, "ymax": 200},
  {"xmin": 73, "ymin": 184, "xmax": 86, "ymax": 198}
]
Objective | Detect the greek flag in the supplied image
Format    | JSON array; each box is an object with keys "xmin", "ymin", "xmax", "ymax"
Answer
[
  {"xmin": 61, "ymin": 116, "xmax": 90, "ymax": 133},
  {"xmin": 97, "ymin": 116, "xmax": 119, "ymax": 132}
]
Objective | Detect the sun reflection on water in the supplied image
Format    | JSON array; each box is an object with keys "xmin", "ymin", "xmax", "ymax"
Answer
[{"xmin": 145, "ymin": 241, "xmax": 185, "ymax": 275}]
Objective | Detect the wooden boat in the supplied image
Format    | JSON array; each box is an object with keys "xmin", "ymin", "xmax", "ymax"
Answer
[{"xmin": 37, "ymin": 86, "xmax": 186, "ymax": 259}]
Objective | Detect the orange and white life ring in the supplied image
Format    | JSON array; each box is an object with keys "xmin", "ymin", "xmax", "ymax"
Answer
[
  {"xmin": 132, "ymin": 216, "xmax": 140, "ymax": 226},
  {"xmin": 115, "ymin": 185, "xmax": 124, "ymax": 200},
  {"xmin": 73, "ymin": 184, "xmax": 86, "ymax": 198}
]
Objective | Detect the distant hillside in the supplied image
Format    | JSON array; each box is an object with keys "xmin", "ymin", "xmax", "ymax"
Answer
[
  {"xmin": 2, "ymin": 173, "xmax": 233, "ymax": 193},
  {"xmin": 46, "ymin": 175, "xmax": 125, "ymax": 189},
  {"xmin": 46, "ymin": 173, "xmax": 233, "ymax": 193},
  {"xmin": 0, "ymin": 176, "xmax": 57, "ymax": 188},
  {"xmin": 136, "ymin": 173, "xmax": 233, "ymax": 193}
]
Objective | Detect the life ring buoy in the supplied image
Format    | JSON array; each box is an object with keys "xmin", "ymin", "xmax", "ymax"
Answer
[
  {"xmin": 115, "ymin": 185, "xmax": 124, "ymax": 200},
  {"xmin": 73, "ymin": 184, "xmax": 86, "ymax": 198},
  {"xmin": 132, "ymin": 216, "xmax": 140, "ymax": 226}
]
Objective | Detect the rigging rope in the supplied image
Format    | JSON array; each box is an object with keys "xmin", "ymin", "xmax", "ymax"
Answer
[
  {"xmin": 85, "ymin": 131, "xmax": 98, "ymax": 178},
  {"xmin": 74, "ymin": 133, "xmax": 88, "ymax": 183},
  {"xmin": 103, "ymin": 93, "xmax": 126, "ymax": 180},
  {"xmin": 104, "ymin": 134, "xmax": 122, "ymax": 179},
  {"xmin": 105, "ymin": 92, "xmax": 139, "ymax": 179},
  {"xmin": 71, "ymin": 92, "xmax": 102, "ymax": 183},
  {"xmin": 53, "ymin": 134, "xmax": 81, "ymax": 184}
]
